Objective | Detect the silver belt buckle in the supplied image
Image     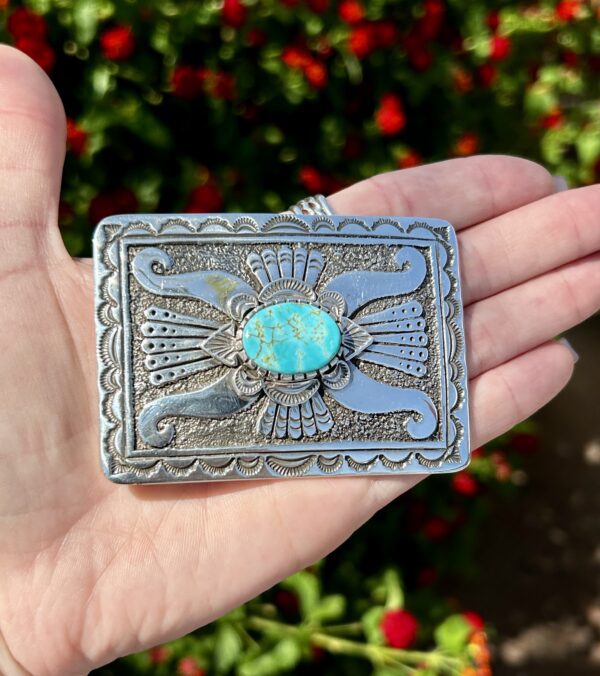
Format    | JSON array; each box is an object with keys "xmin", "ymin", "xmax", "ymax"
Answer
[{"xmin": 94, "ymin": 200, "xmax": 469, "ymax": 483}]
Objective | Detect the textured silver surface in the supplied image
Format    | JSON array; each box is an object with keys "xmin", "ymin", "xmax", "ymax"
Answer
[{"xmin": 94, "ymin": 213, "xmax": 469, "ymax": 483}]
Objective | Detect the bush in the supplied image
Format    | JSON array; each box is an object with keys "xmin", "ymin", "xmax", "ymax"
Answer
[{"xmin": 0, "ymin": 0, "xmax": 590, "ymax": 672}]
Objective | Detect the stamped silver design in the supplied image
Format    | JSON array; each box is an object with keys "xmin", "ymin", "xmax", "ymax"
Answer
[{"xmin": 94, "ymin": 213, "xmax": 469, "ymax": 483}]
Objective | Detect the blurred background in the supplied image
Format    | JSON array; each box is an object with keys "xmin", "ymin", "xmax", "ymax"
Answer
[{"xmin": 1, "ymin": 0, "xmax": 599, "ymax": 673}]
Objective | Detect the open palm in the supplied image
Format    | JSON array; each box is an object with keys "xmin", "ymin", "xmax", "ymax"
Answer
[{"xmin": 0, "ymin": 46, "xmax": 598, "ymax": 676}]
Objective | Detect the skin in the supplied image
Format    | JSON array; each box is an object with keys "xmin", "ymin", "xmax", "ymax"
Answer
[{"xmin": 0, "ymin": 45, "xmax": 599, "ymax": 675}]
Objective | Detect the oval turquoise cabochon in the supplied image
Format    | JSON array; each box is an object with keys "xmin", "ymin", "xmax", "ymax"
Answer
[{"xmin": 242, "ymin": 302, "xmax": 342, "ymax": 375}]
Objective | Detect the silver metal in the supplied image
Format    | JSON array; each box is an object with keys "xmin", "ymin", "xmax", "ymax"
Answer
[{"xmin": 94, "ymin": 212, "xmax": 469, "ymax": 483}]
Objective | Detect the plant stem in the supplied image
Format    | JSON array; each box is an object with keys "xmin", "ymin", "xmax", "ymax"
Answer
[{"xmin": 244, "ymin": 616, "xmax": 463, "ymax": 672}]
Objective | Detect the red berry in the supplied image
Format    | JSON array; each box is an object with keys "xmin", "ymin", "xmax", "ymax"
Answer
[
  {"xmin": 299, "ymin": 166, "xmax": 325, "ymax": 193},
  {"xmin": 380, "ymin": 609, "xmax": 419, "ymax": 649},
  {"xmin": 540, "ymin": 109, "xmax": 563, "ymax": 129}
]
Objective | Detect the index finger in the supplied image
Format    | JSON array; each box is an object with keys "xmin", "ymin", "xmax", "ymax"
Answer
[{"xmin": 328, "ymin": 155, "xmax": 557, "ymax": 229}]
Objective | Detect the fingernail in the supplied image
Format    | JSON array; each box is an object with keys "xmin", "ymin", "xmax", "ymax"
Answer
[
  {"xmin": 553, "ymin": 175, "xmax": 569, "ymax": 192},
  {"xmin": 559, "ymin": 337, "xmax": 579, "ymax": 363}
]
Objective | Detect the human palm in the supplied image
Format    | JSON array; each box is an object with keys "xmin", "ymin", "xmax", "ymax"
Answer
[{"xmin": 1, "ymin": 46, "xmax": 599, "ymax": 676}]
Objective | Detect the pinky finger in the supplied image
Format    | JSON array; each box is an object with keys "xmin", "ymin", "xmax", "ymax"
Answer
[{"xmin": 469, "ymin": 341, "xmax": 576, "ymax": 449}]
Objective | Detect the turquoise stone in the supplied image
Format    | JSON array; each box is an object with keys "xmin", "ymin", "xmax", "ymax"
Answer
[{"xmin": 242, "ymin": 302, "xmax": 341, "ymax": 375}]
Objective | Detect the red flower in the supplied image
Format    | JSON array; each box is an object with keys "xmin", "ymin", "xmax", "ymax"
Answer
[
  {"xmin": 540, "ymin": 109, "xmax": 563, "ymax": 129},
  {"xmin": 99, "ymin": 25, "xmax": 135, "ymax": 61},
  {"xmin": 177, "ymin": 657, "xmax": 205, "ymax": 676},
  {"xmin": 463, "ymin": 611, "xmax": 485, "ymax": 632},
  {"xmin": 452, "ymin": 471, "xmax": 479, "ymax": 496},
  {"xmin": 398, "ymin": 149, "xmax": 422, "ymax": 169},
  {"xmin": 561, "ymin": 50, "xmax": 579, "ymax": 67},
  {"xmin": 213, "ymin": 71, "xmax": 236, "ymax": 100},
  {"xmin": 489, "ymin": 35, "xmax": 510, "ymax": 61},
  {"xmin": 14, "ymin": 37, "xmax": 55, "ymax": 72},
  {"xmin": 423, "ymin": 516, "xmax": 450, "ymax": 540},
  {"xmin": 282, "ymin": 46, "xmax": 312, "ymax": 69},
  {"xmin": 222, "ymin": 0, "xmax": 247, "ymax": 28},
  {"xmin": 491, "ymin": 450, "xmax": 512, "ymax": 481},
  {"xmin": 246, "ymin": 28, "xmax": 267, "ymax": 47},
  {"xmin": 417, "ymin": 0, "xmax": 445, "ymax": 41},
  {"xmin": 417, "ymin": 566, "xmax": 437, "ymax": 586},
  {"xmin": 339, "ymin": 0, "xmax": 365, "ymax": 23},
  {"xmin": 510, "ymin": 431, "xmax": 540, "ymax": 453},
  {"xmin": 454, "ymin": 132, "xmax": 479, "ymax": 156},
  {"xmin": 486, "ymin": 10, "xmax": 500, "ymax": 31},
  {"xmin": 373, "ymin": 20, "xmax": 397, "ymax": 48},
  {"xmin": 299, "ymin": 166, "xmax": 325, "ymax": 193},
  {"xmin": 66, "ymin": 118, "xmax": 88, "ymax": 156},
  {"xmin": 555, "ymin": 0, "xmax": 580, "ymax": 21},
  {"xmin": 452, "ymin": 67, "xmax": 473, "ymax": 93},
  {"xmin": 347, "ymin": 24, "xmax": 376, "ymax": 59},
  {"xmin": 477, "ymin": 63, "xmax": 497, "ymax": 87},
  {"xmin": 7, "ymin": 7, "xmax": 47, "ymax": 39},
  {"xmin": 274, "ymin": 588, "xmax": 300, "ymax": 615},
  {"xmin": 171, "ymin": 66, "xmax": 204, "ymax": 99},
  {"xmin": 307, "ymin": 0, "xmax": 329, "ymax": 13},
  {"xmin": 304, "ymin": 60, "xmax": 328, "ymax": 89},
  {"xmin": 375, "ymin": 94, "xmax": 406, "ymax": 136},
  {"xmin": 186, "ymin": 183, "xmax": 224, "ymax": 212},
  {"xmin": 149, "ymin": 645, "xmax": 170, "ymax": 664},
  {"xmin": 89, "ymin": 187, "xmax": 138, "ymax": 224},
  {"xmin": 380, "ymin": 609, "xmax": 419, "ymax": 649},
  {"xmin": 405, "ymin": 33, "xmax": 433, "ymax": 70}
]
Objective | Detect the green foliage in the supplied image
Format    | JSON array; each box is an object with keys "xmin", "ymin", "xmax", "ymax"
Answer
[{"xmin": 0, "ymin": 0, "xmax": 583, "ymax": 672}]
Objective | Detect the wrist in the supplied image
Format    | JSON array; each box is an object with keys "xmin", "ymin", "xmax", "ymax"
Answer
[{"xmin": 0, "ymin": 627, "xmax": 29, "ymax": 676}]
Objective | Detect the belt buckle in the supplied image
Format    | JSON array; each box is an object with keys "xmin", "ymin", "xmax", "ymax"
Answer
[{"xmin": 94, "ymin": 203, "xmax": 469, "ymax": 483}]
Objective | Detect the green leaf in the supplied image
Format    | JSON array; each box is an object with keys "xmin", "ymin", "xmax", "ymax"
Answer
[
  {"xmin": 434, "ymin": 615, "xmax": 472, "ymax": 655},
  {"xmin": 237, "ymin": 638, "xmax": 302, "ymax": 676},
  {"xmin": 383, "ymin": 569, "xmax": 404, "ymax": 610},
  {"xmin": 576, "ymin": 127, "xmax": 600, "ymax": 167},
  {"xmin": 72, "ymin": 0, "xmax": 105, "ymax": 46},
  {"xmin": 361, "ymin": 606, "xmax": 385, "ymax": 645},
  {"xmin": 214, "ymin": 623, "xmax": 243, "ymax": 673},
  {"xmin": 309, "ymin": 594, "xmax": 346, "ymax": 624},
  {"xmin": 281, "ymin": 571, "xmax": 320, "ymax": 619}
]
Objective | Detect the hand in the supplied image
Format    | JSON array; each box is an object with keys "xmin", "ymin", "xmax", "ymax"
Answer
[{"xmin": 0, "ymin": 45, "xmax": 597, "ymax": 676}]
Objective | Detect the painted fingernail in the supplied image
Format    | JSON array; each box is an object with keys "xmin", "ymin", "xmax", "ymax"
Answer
[
  {"xmin": 559, "ymin": 337, "xmax": 579, "ymax": 363},
  {"xmin": 553, "ymin": 175, "xmax": 569, "ymax": 192}
]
